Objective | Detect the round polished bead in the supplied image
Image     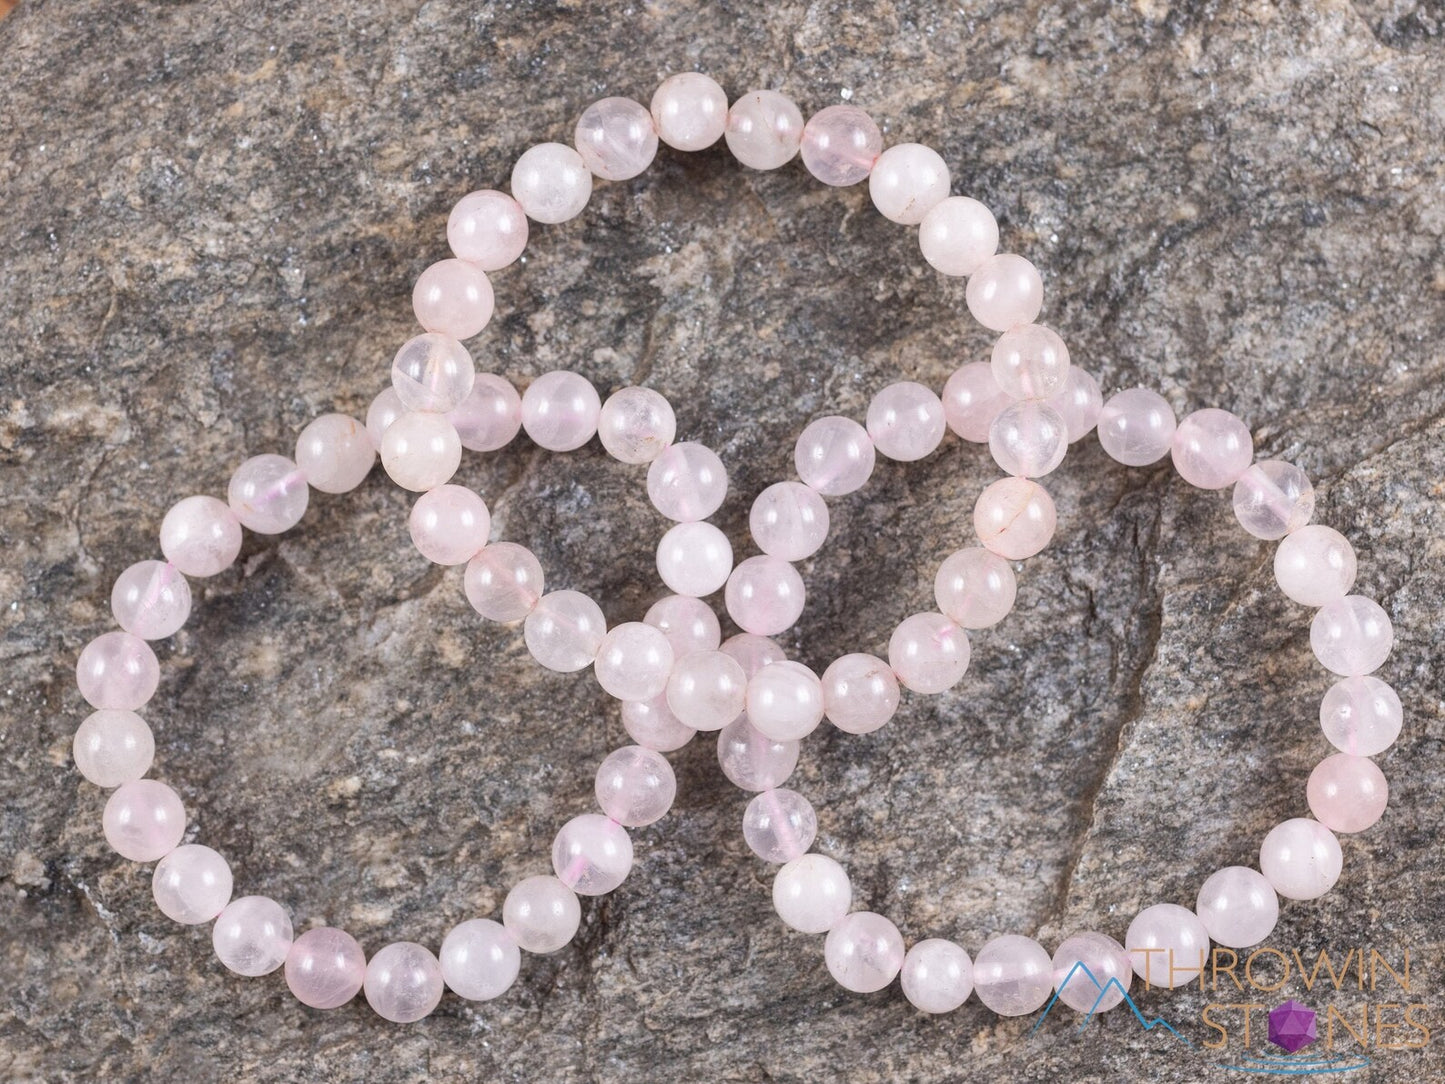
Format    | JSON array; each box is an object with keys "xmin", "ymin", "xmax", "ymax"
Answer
[
  {"xmin": 391, "ymin": 332, "xmax": 476, "ymax": 414},
  {"xmin": 380, "ymin": 411, "xmax": 462, "ymax": 492},
  {"xmin": 364, "ymin": 942, "xmax": 444, "ymax": 1023},
  {"xmin": 552, "ymin": 813, "xmax": 633, "ymax": 896},
  {"xmin": 942, "ymin": 362, "xmax": 1011, "ymax": 443},
  {"xmin": 213, "ymin": 895, "xmax": 293, "ymax": 977},
  {"xmin": 520, "ymin": 371, "xmax": 601, "ymax": 452},
  {"xmin": 73, "ymin": 709, "xmax": 154, "ymax": 787},
  {"xmin": 988, "ymin": 400, "xmax": 1068, "ymax": 478},
  {"xmin": 102, "ymin": 779, "xmax": 184, "ymax": 862},
  {"xmin": 665, "ymin": 649, "xmax": 747, "ymax": 732},
  {"xmin": 743, "ymin": 788, "xmax": 818, "ymax": 864},
  {"xmin": 1274, "ymin": 525, "xmax": 1357, "ymax": 606},
  {"xmin": 111, "ymin": 559, "xmax": 191, "ymax": 640},
  {"xmin": 152, "ymin": 843, "xmax": 232, "ymax": 924},
  {"xmin": 447, "ymin": 189, "xmax": 529, "ymax": 270},
  {"xmin": 285, "ymin": 927, "xmax": 366, "ymax": 1010},
  {"xmin": 465, "ymin": 542, "xmax": 545, "ymax": 622},
  {"xmin": 510, "ymin": 142, "xmax": 592, "ymax": 224},
  {"xmin": 800, "ymin": 104, "xmax": 882, "ymax": 186},
  {"xmin": 647, "ymin": 441, "xmax": 728, "ymax": 521},
  {"xmin": 725, "ymin": 89, "xmax": 804, "ymax": 170},
  {"xmin": 503, "ymin": 875, "xmax": 582, "ymax": 954},
  {"xmin": 973, "ymin": 477, "xmax": 1057, "ymax": 560},
  {"xmin": 1260, "ymin": 818, "xmax": 1343, "ymax": 900},
  {"xmin": 650, "ymin": 72, "xmax": 728, "ymax": 151},
  {"xmin": 972, "ymin": 934, "xmax": 1054, "ymax": 1016},
  {"xmin": 439, "ymin": 919, "xmax": 520, "ymax": 1002},
  {"xmin": 889, "ymin": 612, "xmax": 970, "ymax": 695},
  {"xmin": 1097, "ymin": 388, "xmax": 1177, "ymax": 466},
  {"xmin": 721, "ymin": 558, "xmax": 800, "ymax": 639},
  {"xmin": 574, "ymin": 96, "xmax": 657, "ymax": 180},
  {"xmin": 1051, "ymin": 932, "xmax": 1133, "ymax": 1012},
  {"xmin": 966, "ymin": 253, "xmax": 1044, "ymax": 332},
  {"xmin": 868, "ymin": 143, "xmax": 949, "ymax": 225},
  {"xmin": 720, "ymin": 631, "xmax": 787, "ymax": 677},
  {"xmin": 821, "ymin": 653, "xmax": 901, "ymax": 735},
  {"xmin": 643, "ymin": 593, "xmax": 721, "ymax": 657},
  {"xmin": 1048, "ymin": 367, "xmax": 1104, "ymax": 442},
  {"xmin": 408, "ymin": 484, "xmax": 490, "ymax": 566},
  {"xmin": 991, "ymin": 324, "xmax": 1070, "ymax": 400},
  {"xmin": 866, "ymin": 381, "xmax": 946, "ymax": 462},
  {"xmin": 750, "ymin": 481, "xmax": 830, "ymax": 561},
  {"xmin": 745, "ymin": 660, "xmax": 824, "ymax": 742},
  {"xmin": 794, "ymin": 416, "xmax": 876, "ymax": 496},
  {"xmin": 934, "ymin": 547, "xmax": 1017, "ymax": 629},
  {"xmin": 1126, "ymin": 903, "xmax": 1208, "ymax": 990},
  {"xmin": 1172, "ymin": 408, "xmax": 1254, "ymax": 489},
  {"xmin": 77, "ymin": 631, "xmax": 160, "ymax": 711},
  {"xmin": 411, "ymin": 260, "xmax": 495, "ymax": 340},
  {"xmin": 1320, "ymin": 676, "xmax": 1402, "ymax": 757},
  {"xmin": 1308, "ymin": 753, "xmax": 1388, "ymax": 833},
  {"xmin": 365, "ymin": 387, "xmax": 406, "ymax": 447},
  {"xmin": 656, "ymin": 521, "xmax": 733, "ymax": 597},
  {"xmin": 1310, "ymin": 595, "xmax": 1393, "ymax": 676},
  {"xmin": 160, "ymin": 495, "xmax": 243, "ymax": 578},
  {"xmin": 772, "ymin": 854, "xmax": 852, "ymax": 934},
  {"xmin": 228, "ymin": 454, "xmax": 309, "ymax": 533},
  {"xmin": 295, "ymin": 413, "xmax": 375, "ymax": 494},
  {"xmin": 1231, "ymin": 460, "xmax": 1315, "ymax": 540},
  {"xmin": 826, "ymin": 911, "xmax": 905, "ymax": 994},
  {"xmin": 1195, "ymin": 866, "xmax": 1279, "ymax": 949},
  {"xmin": 621, "ymin": 694, "xmax": 696, "ymax": 753},
  {"xmin": 598, "ymin": 386, "xmax": 676, "ymax": 464},
  {"xmin": 919, "ymin": 196, "xmax": 999, "ymax": 277},
  {"xmin": 595, "ymin": 745, "xmax": 676, "ymax": 826},
  {"xmin": 523, "ymin": 590, "xmax": 606, "ymax": 673},
  {"xmin": 594, "ymin": 622, "xmax": 675, "ymax": 702},
  {"xmin": 449, "ymin": 373, "xmax": 523, "ymax": 453},
  {"xmin": 717, "ymin": 717, "xmax": 800, "ymax": 791},
  {"xmin": 902, "ymin": 939, "xmax": 974, "ymax": 1014}
]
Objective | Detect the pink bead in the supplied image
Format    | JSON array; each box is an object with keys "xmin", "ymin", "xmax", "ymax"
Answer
[
  {"xmin": 988, "ymin": 401, "xmax": 1068, "ymax": 477},
  {"xmin": 412, "ymin": 259, "xmax": 495, "ymax": 340},
  {"xmin": 772, "ymin": 854, "xmax": 851, "ymax": 933},
  {"xmin": 919, "ymin": 196, "xmax": 998, "ymax": 277},
  {"xmin": 152, "ymin": 843, "xmax": 232, "ymax": 924},
  {"xmin": 966, "ymin": 254, "xmax": 1044, "ymax": 332},
  {"xmin": 595, "ymin": 744, "xmax": 676, "ymax": 826},
  {"xmin": 743, "ymin": 788, "xmax": 817, "ymax": 863},
  {"xmin": 1171, "ymin": 408, "xmax": 1254, "ymax": 489},
  {"xmin": 745, "ymin": 660, "xmax": 824, "ymax": 742},
  {"xmin": 1232, "ymin": 460, "xmax": 1314, "ymax": 540},
  {"xmin": 1308, "ymin": 753, "xmax": 1388, "ymax": 833},
  {"xmin": 1260, "ymin": 818, "xmax": 1343, "ymax": 900},
  {"xmin": 973, "ymin": 477, "xmax": 1057, "ymax": 560},
  {"xmin": 888, "ymin": 612, "xmax": 970, "ymax": 695},
  {"xmin": 521, "ymin": 371, "xmax": 600, "ymax": 452},
  {"xmin": 503, "ymin": 875, "xmax": 581, "ymax": 954},
  {"xmin": 111, "ymin": 560, "xmax": 191, "ymax": 640},
  {"xmin": 991, "ymin": 324, "xmax": 1070, "ymax": 402},
  {"xmin": 552, "ymin": 813, "xmax": 633, "ymax": 896},
  {"xmin": 285, "ymin": 927, "xmax": 366, "ymax": 1010},
  {"xmin": 942, "ymin": 362, "xmax": 1010, "ymax": 443},
  {"xmin": 77, "ymin": 631, "xmax": 159, "ymax": 711},
  {"xmin": 972, "ymin": 934, "xmax": 1054, "ymax": 1015},
  {"xmin": 621, "ymin": 694, "xmax": 696, "ymax": 753},
  {"xmin": 159, "ymin": 495, "xmax": 242, "ymax": 577},
  {"xmin": 1274, "ymin": 525, "xmax": 1357, "ymax": 606},
  {"xmin": 574, "ymin": 96, "xmax": 658, "ymax": 180},
  {"xmin": 866, "ymin": 381, "xmax": 946, "ymax": 461},
  {"xmin": 800, "ymin": 104, "xmax": 882, "ymax": 187},
  {"xmin": 726, "ymin": 555, "xmax": 805, "ymax": 637},
  {"xmin": 465, "ymin": 542, "xmax": 544, "ymax": 622},
  {"xmin": 1051, "ymin": 932, "xmax": 1133, "ymax": 1012},
  {"xmin": 73, "ymin": 709, "xmax": 154, "ymax": 787},
  {"xmin": 449, "ymin": 372, "xmax": 523, "ymax": 453},
  {"xmin": 750, "ymin": 481, "xmax": 829, "ymax": 561},
  {"xmin": 868, "ymin": 143, "xmax": 950, "ymax": 225},
  {"xmin": 380, "ymin": 411, "xmax": 462, "ymax": 492},
  {"xmin": 650, "ymin": 72, "xmax": 728, "ymax": 151},
  {"xmin": 1048, "ymin": 367, "xmax": 1104, "ymax": 442},
  {"xmin": 717, "ymin": 716, "xmax": 800, "ymax": 791},
  {"xmin": 447, "ymin": 189, "xmax": 529, "ymax": 270},
  {"xmin": 725, "ymin": 89, "xmax": 804, "ymax": 170},
  {"xmin": 365, "ymin": 387, "xmax": 405, "ymax": 447},
  {"xmin": 1125, "ymin": 903, "xmax": 1208, "ymax": 990},
  {"xmin": 821, "ymin": 653, "xmax": 900, "ymax": 735},
  {"xmin": 825, "ymin": 911, "xmax": 905, "ymax": 994},
  {"xmin": 364, "ymin": 942, "xmax": 444, "ymax": 1023},
  {"xmin": 934, "ymin": 547, "xmax": 1017, "ymax": 629},
  {"xmin": 665, "ymin": 649, "xmax": 747, "ymax": 732},
  {"xmin": 228, "ymin": 454, "xmax": 308, "ymax": 534},
  {"xmin": 902, "ymin": 939, "xmax": 974, "ymax": 1014},
  {"xmin": 643, "ymin": 594, "xmax": 721, "ymax": 657},
  {"xmin": 1311, "ymin": 595, "xmax": 1393, "ymax": 676},
  {"xmin": 594, "ymin": 622, "xmax": 675, "ymax": 702},
  {"xmin": 102, "ymin": 779, "xmax": 185, "ymax": 861},
  {"xmin": 1097, "ymin": 388, "xmax": 1177, "ymax": 466},
  {"xmin": 213, "ymin": 895, "xmax": 293, "ymax": 976},
  {"xmin": 295, "ymin": 413, "xmax": 375, "ymax": 494},
  {"xmin": 656, "ymin": 521, "xmax": 733, "ymax": 597},
  {"xmin": 408, "ymin": 484, "xmax": 490, "ymax": 566},
  {"xmin": 440, "ymin": 919, "xmax": 520, "ymax": 1002},
  {"xmin": 511, "ymin": 142, "xmax": 592, "ymax": 224},
  {"xmin": 794, "ymin": 415, "xmax": 876, "ymax": 496},
  {"xmin": 523, "ymin": 590, "xmax": 606, "ymax": 673},
  {"xmin": 598, "ymin": 386, "xmax": 676, "ymax": 464},
  {"xmin": 391, "ymin": 332, "xmax": 476, "ymax": 413},
  {"xmin": 1320, "ymin": 676, "xmax": 1402, "ymax": 757},
  {"xmin": 647, "ymin": 441, "xmax": 728, "ymax": 521},
  {"xmin": 720, "ymin": 631, "xmax": 787, "ymax": 675},
  {"xmin": 1195, "ymin": 866, "xmax": 1279, "ymax": 949}
]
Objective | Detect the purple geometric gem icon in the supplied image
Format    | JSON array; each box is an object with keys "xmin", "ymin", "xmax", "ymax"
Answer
[{"xmin": 1268, "ymin": 1000, "xmax": 1318, "ymax": 1053}]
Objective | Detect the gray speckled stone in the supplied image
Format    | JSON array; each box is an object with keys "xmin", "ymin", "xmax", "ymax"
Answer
[{"xmin": 2, "ymin": 2, "xmax": 1443, "ymax": 1081}]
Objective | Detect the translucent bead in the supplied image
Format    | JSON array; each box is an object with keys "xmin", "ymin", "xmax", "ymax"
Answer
[
  {"xmin": 919, "ymin": 196, "xmax": 998, "ymax": 277},
  {"xmin": 409, "ymin": 484, "xmax": 490, "ymax": 566},
  {"xmin": 650, "ymin": 72, "xmax": 728, "ymax": 151},
  {"xmin": 1308, "ymin": 753, "xmax": 1388, "ymax": 833},
  {"xmin": 510, "ymin": 142, "xmax": 592, "ymax": 224},
  {"xmin": 447, "ymin": 189, "xmax": 529, "ymax": 270},
  {"xmin": 1274, "ymin": 525, "xmax": 1357, "ymax": 606},
  {"xmin": 595, "ymin": 745, "xmax": 676, "ymax": 826},
  {"xmin": 1048, "ymin": 367, "xmax": 1104, "ymax": 442},
  {"xmin": 821, "ymin": 653, "xmax": 900, "ymax": 735},
  {"xmin": 868, "ymin": 143, "xmax": 950, "ymax": 225},
  {"xmin": 800, "ymin": 104, "xmax": 882, "ymax": 186},
  {"xmin": 523, "ymin": 590, "xmax": 606, "ymax": 673},
  {"xmin": 726, "ymin": 555, "xmax": 805, "ymax": 638},
  {"xmin": 160, "ymin": 495, "xmax": 242, "ymax": 577},
  {"xmin": 391, "ymin": 332, "xmax": 476, "ymax": 413},
  {"xmin": 365, "ymin": 386, "xmax": 405, "ymax": 447},
  {"xmin": 750, "ymin": 481, "xmax": 830, "ymax": 561},
  {"xmin": 1097, "ymin": 388, "xmax": 1177, "ymax": 466},
  {"xmin": 1195, "ymin": 866, "xmax": 1279, "ymax": 949},
  {"xmin": 1231, "ymin": 460, "xmax": 1314, "ymax": 540},
  {"xmin": 598, "ymin": 386, "xmax": 676, "ymax": 464},
  {"xmin": 381, "ymin": 411, "xmax": 462, "ymax": 492},
  {"xmin": 966, "ymin": 254, "xmax": 1044, "ymax": 332},
  {"xmin": 73, "ymin": 709, "xmax": 154, "ymax": 787},
  {"xmin": 1310, "ymin": 595, "xmax": 1393, "ymax": 676},
  {"xmin": 1125, "ymin": 903, "xmax": 1208, "ymax": 990},
  {"xmin": 656, "ymin": 521, "xmax": 733, "ymax": 597},
  {"xmin": 1260, "ymin": 818, "xmax": 1342, "ymax": 900},
  {"xmin": 285, "ymin": 927, "xmax": 366, "ymax": 1010},
  {"xmin": 228, "ymin": 454, "xmax": 309, "ymax": 533},
  {"xmin": 772, "ymin": 854, "xmax": 852, "ymax": 933},
  {"xmin": 988, "ymin": 401, "xmax": 1068, "ymax": 478},
  {"xmin": 152, "ymin": 843, "xmax": 232, "ymax": 924},
  {"xmin": 973, "ymin": 477, "xmax": 1057, "ymax": 560},
  {"xmin": 1172, "ymin": 408, "xmax": 1254, "ymax": 490},
  {"xmin": 521, "ymin": 371, "xmax": 601, "ymax": 452},
  {"xmin": 465, "ymin": 542, "xmax": 545, "ymax": 622},
  {"xmin": 574, "ymin": 96, "xmax": 658, "ymax": 180},
  {"xmin": 1051, "ymin": 932, "xmax": 1133, "ymax": 1012},
  {"xmin": 503, "ymin": 875, "xmax": 581, "ymax": 954},
  {"xmin": 888, "ymin": 612, "xmax": 970, "ymax": 695},
  {"xmin": 77, "ymin": 631, "xmax": 159, "ymax": 711},
  {"xmin": 102, "ymin": 779, "xmax": 184, "ymax": 862},
  {"xmin": 665, "ymin": 649, "xmax": 747, "ymax": 732},
  {"xmin": 826, "ymin": 911, "xmax": 905, "ymax": 993},
  {"xmin": 295, "ymin": 413, "xmax": 375, "ymax": 494},
  {"xmin": 991, "ymin": 324, "xmax": 1070, "ymax": 401},
  {"xmin": 794, "ymin": 415, "xmax": 876, "ymax": 496},
  {"xmin": 972, "ymin": 934, "xmax": 1054, "ymax": 1016},
  {"xmin": 902, "ymin": 939, "xmax": 974, "ymax": 1013},
  {"xmin": 717, "ymin": 717, "xmax": 799, "ymax": 791},
  {"xmin": 213, "ymin": 895, "xmax": 293, "ymax": 976},
  {"xmin": 942, "ymin": 362, "xmax": 1010, "ymax": 443},
  {"xmin": 744, "ymin": 660, "xmax": 824, "ymax": 742},
  {"xmin": 449, "ymin": 373, "xmax": 523, "ymax": 453},
  {"xmin": 934, "ymin": 547, "xmax": 1017, "ymax": 629},
  {"xmin": 411, "ymin": 259, "xmax": 495, "ymax": 340},
  {"xmin": 743, "ymin": 788, "xmax": 817, "ymax": 863},
  {"xmin": 1320, "ymin": 676, "xmax": 1402, "ymax": 757},
  {"xmin": 621, "ymin": 694, "xmax": 696, "ymax": 753},
  {"xmin": 866, "ymin": 381, "xmax": 946, "ymax": 461},
  {"xmin": 724, "ymin": 89, "xmax": 804, "ymax": 169},
  {"xmin": 364, "ymin": 942, "xmax": 443, "ymax": 1023},
  {"xmin": 643, "ymin": 594, "xmax": 721, "ymax": 657},
  {"xmin": 552, "ymin": 813, "xmax": 633, "ymax": 896},
  {"xmin": 720, "ymin": 631, "xmax": 787, "ymax": 677},
  {"xmin": 111, "ymin": 559, "xmax": 191, "ymax": 640},
  {"xmin": 647, "ymin": 441, "xmax": 728, "ymax": 521},
  {"xmin": 440, "ymin": 919, "xmax": 520, "ymax": 1002},
  {"xmin": 594, "ymin": 622, "xmax": 675, "ymax": 702}
]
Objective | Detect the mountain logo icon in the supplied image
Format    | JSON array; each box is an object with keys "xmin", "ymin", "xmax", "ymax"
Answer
[{"xmin": 1030, "ymin": 960, "xmax": 1195, "ymax": 1046}]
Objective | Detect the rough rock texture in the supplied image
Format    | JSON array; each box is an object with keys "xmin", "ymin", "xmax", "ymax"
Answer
[{"xmin": 2, "ymin": 1, "xmax": 1443, "ymax": 1081}]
